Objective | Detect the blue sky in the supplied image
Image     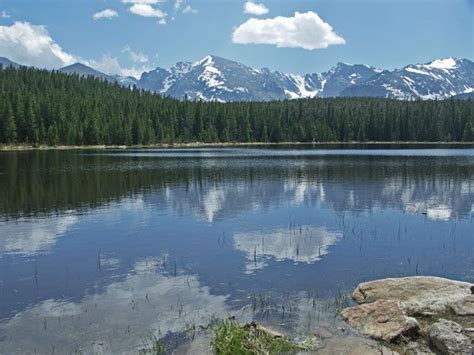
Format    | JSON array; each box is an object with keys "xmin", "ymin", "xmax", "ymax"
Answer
[{"xmin": 0, "ymin": 0, "xmax": 472, "ymax": 77}]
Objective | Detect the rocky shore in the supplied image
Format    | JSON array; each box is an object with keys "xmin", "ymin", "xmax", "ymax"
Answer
[{"xmin": 341, "ymin": 276, "xmax": 473, "ymax": 354}]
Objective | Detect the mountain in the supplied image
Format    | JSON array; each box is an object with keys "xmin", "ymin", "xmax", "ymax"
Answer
[
  {"xmin": 136, "ymin": 56, "xmax": 473, "ymax": 102},
  {"xmin": 58, "ymin": 63, "xmax": 117, "ymax": 82},
  {"xmin": 341, "ymin": 58, "xmax": 474, "ymax": 100},
  {"xmin": 453, "ymin": 92, "xmax": 474, "ymax": 100},
  {"xmin": 0, "ymin": 57, "xmax": 21, "ymax": 69},
  {"xmin": 135, "ymin": 55, "xmax": 382, "ymax": 102},
  {"xmin": 138, "ymin": 56, "xmax": 286, "ymax": 101},
  {"xmin": 2, "ymin": 55, "xmax": 472, "ymax": 101}
]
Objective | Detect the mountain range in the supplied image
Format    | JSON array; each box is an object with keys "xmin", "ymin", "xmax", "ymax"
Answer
[{"xmin": 1, "ymin": 55, "xmax": 473, "ymax": 102}]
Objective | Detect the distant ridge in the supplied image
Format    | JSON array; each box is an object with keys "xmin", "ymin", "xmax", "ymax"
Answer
[
  {"xmin": 1, "ymin": 55, "xmax": 473, "ymax": 102},
  {"xmin": 0, "ymin": 57, "xmax": 20, "ymax": 69},
  {"xmin": 58, "ymin": 63, "xmax": 117, "ymax": 82}
]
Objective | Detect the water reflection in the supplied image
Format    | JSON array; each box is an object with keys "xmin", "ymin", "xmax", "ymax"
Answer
[
  {"xmin": 0, "ymin": 214, "xmax": 77, "ymax": 256},
  {"xmin": 0, "ymin": 147, "xmax": 473, "ymax": 353},
  {"xmin": 1, "ymin": 150, "xmax": 473, "ymax": 220},
  {"xmin": 234, "ymin": 227, "xmax": 342, "ymax": 274},
  {"xmin": 0, "ymin": 258, "xmax": 229, "ymax": 354}
]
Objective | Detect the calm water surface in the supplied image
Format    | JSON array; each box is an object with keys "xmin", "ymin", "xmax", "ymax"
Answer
[{"xmin": 0, "ymin": 145, "xmax": 473, "ymax": 353}]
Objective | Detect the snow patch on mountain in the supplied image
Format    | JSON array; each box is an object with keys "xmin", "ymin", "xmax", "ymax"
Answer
[{"xmin": 426, "ymin": 57, "xmax": 458, "ymax": 70}]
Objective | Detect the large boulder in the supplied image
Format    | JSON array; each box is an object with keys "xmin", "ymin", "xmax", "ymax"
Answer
[
  {"xmin": 352, "ymin": 276, "xmax": 472, "ymax": 315},
  {"xmin": 341, "ymin": 299, "xmax": 419, "ymax": 341},
  {"xmin": 429, "ymin": 319, "xmax": 472, "ymax": 354}
]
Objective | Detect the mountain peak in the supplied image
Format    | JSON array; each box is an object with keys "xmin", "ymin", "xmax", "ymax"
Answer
[
  {"xmin": 62, "ymin": 62, "xmax": 90, "ymax": 69},
  {"xmin": 424, "ymin": 57, "xmax": 459, "ymax": 70},
  {"xmin": 59, "ymin": 62, "xmax": 116, "ymax": 82}
]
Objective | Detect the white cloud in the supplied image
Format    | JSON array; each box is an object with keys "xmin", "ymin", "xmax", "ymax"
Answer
[
  {"xmin": 89, "ymin": 53, "xmax": 149, "ymax": 79},
  {"xmin": 243, "ymin": 1, "xmax": 268, "ymax": 16},
  {"xmin": 158, "ymin": 18, "xmax": 167, "ymax": 25},
  {"xmin": 232, "ymin": 11, "xmax": 345, "ymax": 50},
  {"xmin": 182, "ymin": 5, "xmax": 198, "ymax": 14},
  {"xmin": 1, "ymin": 10, "xmax": 10, "ymax": 18},
  {"xmin": 0, "ymin": 22, "xmax": 76, "ymax": 69},
  {"xmin": 122, "ymin": 0, "xmax": 164, "ymax": 4},
  {"xmin": 129, "ymin": 3, "xmax": 166, "ymax": 18},
  {"xmin": 174, "ymin": 0, "xmax": 184, "ymax": 10},
  {"xmin": 0, "ymin": 21, "xmax": 150, "ymax": 78},
  {"xmin": 122, "ymin": 45, "xmax": 149, "ymax": 63},
  {"xmin": 93, "ymin": 9, "xmax": 118, "ymax": 21}
]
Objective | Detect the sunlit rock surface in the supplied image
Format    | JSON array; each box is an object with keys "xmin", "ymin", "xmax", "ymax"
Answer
[
  {"xmin": 341, "ymin": 299, "xmax": 419, "ymax": 341},
  {"xmin": 352, "ymin": 276, "xmax": 472, "ymax": 315}
]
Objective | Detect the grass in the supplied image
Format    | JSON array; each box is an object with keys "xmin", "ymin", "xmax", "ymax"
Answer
[
  {"xmin": 139, "ymin": 334, "xmax": 166, "ymax": 355},
  {"xmin": 212, "ymin": 319, "xmax": 307, "ymax": 355}
]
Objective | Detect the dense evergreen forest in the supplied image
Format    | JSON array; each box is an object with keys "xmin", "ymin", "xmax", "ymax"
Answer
[{"xmin": 0, "ymin": 66, "xmax": 473, "ymax": 145}]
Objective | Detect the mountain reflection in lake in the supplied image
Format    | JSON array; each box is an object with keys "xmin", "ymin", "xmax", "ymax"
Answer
[{"xmin": 0, "ymin": 146, "xmax": 473, "ymax": 353}]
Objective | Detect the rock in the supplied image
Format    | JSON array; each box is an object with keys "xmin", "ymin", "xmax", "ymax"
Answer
[
  {"xmin": 353, "ymin": 276, "xmax": 472, "ymax": 315},
  {"xmin": 341, "ymin": 299, "xmax": 419, "ymax": 341},
  {"xmin": 313, "ymin": 326, "xmax": 333, "ymax": 339},
  {"xmin": 429, "ymin": 319, "xmax": 472, "ymax": 354},
  {"xmin": 255, "ymin": 324, "xmax": 284, "ymax": 339},
  {"xmin": 244, "ymin": 321, "xmax": 284, "ymax": 338},
  {"xmin": 464, "ymin": 328, "xmax": 474, "ymax": 341},
  {"xmin": 452, "ymin": 295, "xmax": 474, "ymax": 316},
  {"xmin": 403, "ymin": 341, "xmax": 435, "ymax": 355}
]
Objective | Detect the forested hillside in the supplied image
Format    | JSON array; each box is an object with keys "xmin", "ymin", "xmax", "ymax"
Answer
[{"xmin": 0, "ymin": 66, "xmax": 473, "ymax": 145}]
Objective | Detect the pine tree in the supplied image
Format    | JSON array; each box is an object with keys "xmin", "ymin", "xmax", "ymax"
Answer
[{"xmin": 1, "ymin": 101, "xmax": 17, "ymax": 144}]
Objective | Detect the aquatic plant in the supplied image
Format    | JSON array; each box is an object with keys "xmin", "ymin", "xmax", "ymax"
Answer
[{"xmin": 212, "ymin": 319, "xmax": 305, "ymax": 354}]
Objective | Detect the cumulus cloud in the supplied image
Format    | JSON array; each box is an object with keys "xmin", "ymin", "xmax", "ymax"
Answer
[
  {"xmin": 182, "ymin": 5, "xmax": 198, "ymax": 14},
  {"xmin": 243, "ymin": 1, "xmax": 268, "ymax": 16},
  {"xmin": 122, "ymin": 45, "xmax": 149, "ymax": 63},
  {"xmin": 1, "ymin": 10, "xmax": 10, "ymax": 18},
  {"xmin": 232, "ymin": 11, "xmax": 345, "ymax": 50},
  {"xmin": 0, "ymin": 21, "xmax": 150, "ymax": 78},
  {"xmin": 158, "ymin": 18, "xmax": 167, "ymax": 25},
  {"xmin": 0, "ymin": 22, "xmax": 76, "ymax": 69},
  {"xmin": 93, "ymin": 9, "xmax": 118, "ymax": 20},
  {"xmin": 89, "ymin": 53, "xmax": 149, "ymax": 79},
  {"xmin": 129, "ymin": 3, "xmax": 166, "ymax": 18}
]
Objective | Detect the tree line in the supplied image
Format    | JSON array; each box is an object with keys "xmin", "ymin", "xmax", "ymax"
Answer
[{"xmin": 0, "ymin": 66, "xmax": 473, "ymax": 145}]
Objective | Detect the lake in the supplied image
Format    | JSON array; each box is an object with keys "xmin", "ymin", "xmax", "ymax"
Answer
[{"xmin": 0, "ymin": 145, "xmax": 473, "ymax": 353}]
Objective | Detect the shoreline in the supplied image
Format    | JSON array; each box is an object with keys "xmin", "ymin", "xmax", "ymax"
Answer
[{"xmin": 1, "ymin": 141, "xmax": 474, "ymax": 151}]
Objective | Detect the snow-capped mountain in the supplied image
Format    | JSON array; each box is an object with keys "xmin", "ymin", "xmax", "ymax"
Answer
[
  {"xmin": 139, "ymin": 56, "xmax": 288, "ymax": 102},
  {"xmin": 319, "ymin": 62, "xmax": 382, "ymax": 97},
  {"xmin": 135, "ymin": 55, "xmax": 383, "ymax": 101},
  {"xmin": 341, "ymin": 58, "xmax": 474, "ymax": 100},
  {"xmin": 135, "ymin": 56, "xmax": 472, "ymax": 101},
  {"xmin": 1, "ymin": 55, "xmax": 472, "ymax": 101}
]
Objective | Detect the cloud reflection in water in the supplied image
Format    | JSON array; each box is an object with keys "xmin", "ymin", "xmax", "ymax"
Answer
[
  {"xmin": 234, "ymin": 226, "xmax": 342, "ymax": 274},
  {"xmin": 0, "ymin": 257, "xmax": 229, "ymax": 354}
]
